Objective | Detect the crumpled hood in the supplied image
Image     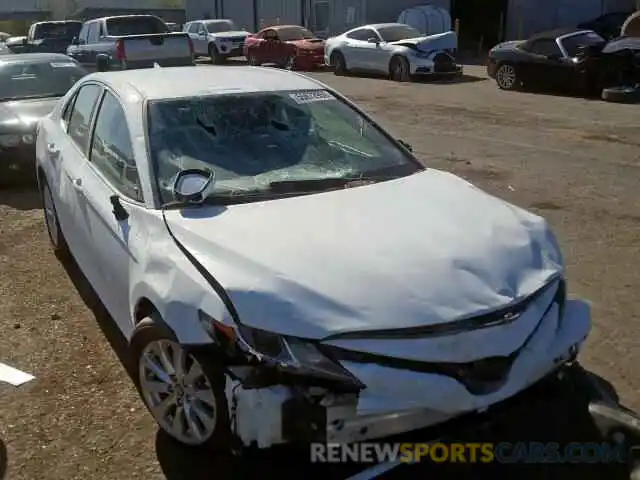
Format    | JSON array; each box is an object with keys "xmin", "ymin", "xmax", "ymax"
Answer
[
  {"xmin": 391, "ymin": 30, "xmax": 457, "ymax": 52},
  {"xmin": 289, "ymin": 38, "xmax": 325, "ymax": 50},
  {"xmin": 165, "ymin": 169, "xmax": 563, "ymax": 340},
  {"xmin": 0, "ymin": 98, "xmax": 59, "ymax": 131}
]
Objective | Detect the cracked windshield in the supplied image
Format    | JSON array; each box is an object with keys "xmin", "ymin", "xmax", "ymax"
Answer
[{"xmin": 148, "ymin": 89, "xmax": 421, "ymax": 204}]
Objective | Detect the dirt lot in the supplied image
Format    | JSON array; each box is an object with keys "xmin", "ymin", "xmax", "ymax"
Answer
[{"xmin": 1, "ymin": 64, "xmax": 639, "ymax": 480}]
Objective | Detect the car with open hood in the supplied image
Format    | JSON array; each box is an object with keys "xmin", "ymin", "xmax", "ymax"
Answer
[
  {"xmin": 325, "ymin": 22, "xmax": 462, "ymax": 81},
  {"xmin": 0, "ymin": 53, "xmax": 87, "ymax": 187},
  {"xmin": 244, "ymin": 25, "xmax": 325, "ymax": 70},
  {"xmin": 487, "ymin": 28, "xmax": 640, "ymax": 98},
  {"xmin": 184, "ymin": 18, "xmax": 249, "ymax": 64},
  {"xmin": 35, "ymin": 65, "xmax": 591, "ymax": 452}
]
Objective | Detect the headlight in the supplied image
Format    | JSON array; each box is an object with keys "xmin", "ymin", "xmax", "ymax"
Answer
[
  {"xmin": 0, "ymin": 134, "xmax": 20, "ymax": 147},
  {"xmin": 412, "ymin": 50, "xmax": 431, "ymax": 59},
  {"xmin": 198, "ymin": 310, "xmax": 364, "ymax": 389}
]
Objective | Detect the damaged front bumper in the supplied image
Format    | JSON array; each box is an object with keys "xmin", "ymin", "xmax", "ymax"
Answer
[{"xmin": 223, "ymin": 297, "xmax": 591, "ymax": 449}]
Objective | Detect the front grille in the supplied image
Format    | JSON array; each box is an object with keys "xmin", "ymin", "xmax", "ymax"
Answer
[
  {"xmin": 323, "ymin": 279, "xmax": 565, "ymax": 395},
  {"xmin": 433, "ymin": 52, "xmax": 456, "ymax": 72}
]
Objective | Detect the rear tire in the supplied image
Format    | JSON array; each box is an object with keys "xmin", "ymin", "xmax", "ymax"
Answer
[
  {"xmin": 209, "ymin": 44, "xmax": 224, "ymax": 65},
  {"xmin": 331, "ymin": 51, "xmax": 347, "ymax": 76},
  {"xmin": 41, "ymin": 177, "xmax": 71, "ymax": 262},
  {"xmin": 495, "ymin": 63, "xmax": 520, "ymax": 90},
  {"xmin": 389, "ymin": 56, "xmax": 411, "ymax": 82}
]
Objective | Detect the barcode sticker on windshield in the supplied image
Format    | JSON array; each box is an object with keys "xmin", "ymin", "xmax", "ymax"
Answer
[
  {"xmin": 50, "ymin": 62, "xmax": 76, "ymax": 68},
  {"xmin": 289, "ymin": 90, "xmax": 333, "ymax": 104}
]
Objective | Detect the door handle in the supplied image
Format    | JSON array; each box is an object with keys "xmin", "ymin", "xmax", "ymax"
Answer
[
  {"xmin": 47, "ymin": 143, "xmax": 60, "ymax": 158},
  {"xmin": 73, "ymin": 177, "xmax": 83, "ymax": 190}
]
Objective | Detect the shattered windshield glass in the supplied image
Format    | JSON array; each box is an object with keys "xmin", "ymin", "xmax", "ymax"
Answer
[{"xmin": 147, "ymin": 89, "xmax": 421, "ymax": 205}]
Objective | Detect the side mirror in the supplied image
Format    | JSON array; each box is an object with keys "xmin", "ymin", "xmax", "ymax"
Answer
[
  {"xmin": 71, "ymin": 36, "xmax": 79, "ymax": 45},
  {"xmin": 398, "ymin": 139, "xmax": 413, "ymax": 152},
  {"xmin": 96, "ymin": 54, "xmax": 110, "ymax": 72},
  {"xmin": 173, "ymin": 168, "xmax": 215, "ymax": 204},
  {"xmin": 367, "ymin": 37, "xmax": 379, "ymax": 44},
  {"xmin": 198, "ymin": 31, "xmax": 207, "ymax": 36},
  {"xmin": 22, "ymin": 38, "xmax": 28, "ymax": 45}
]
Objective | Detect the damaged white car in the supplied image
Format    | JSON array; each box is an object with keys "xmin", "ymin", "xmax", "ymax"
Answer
[
  {"xmin": 325, "ymin": 23, "xmax": 462, "ymax": 81},
  {"xmin": 35, "ymin": 65, "xmax": 591, "ymax": 451}
]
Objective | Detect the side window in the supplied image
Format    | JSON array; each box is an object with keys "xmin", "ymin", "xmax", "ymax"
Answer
[
  {"xmin": 188, "ymin": 22, "xmax": 200, "ymax": 33},
  {"xmin": 528, "ymin": 39, "xmax": 562, "ymax": 56},
  {"xmin": 90, "ymin": 92, "xmax": 141, "ymax": 201},
  {"xmin": 263, "ymin": 29, "xmax": 278, "ymax": 40},
  {"xmin": 61, "ymin": 93, "xmax": 77, "ymax": 127},
  {"xmin": 78, "ymin": 24, "xmax": 88, "ymax": 43},
  {"xmin": 87, "ymin": 23, "xmax": 99, "ymax": 44},
  {"xmin": 67, "ymin": 84, "xmax": 102, "ymax": 154},
  {"xmin": 347, "ymin": 28, "xmax": 375, "ymax": 41}
]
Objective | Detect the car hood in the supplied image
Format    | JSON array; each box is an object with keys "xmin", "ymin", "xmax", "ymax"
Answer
[
  {"xmin": 0, "ymin": 97, "xmax": 59, "ymax": 131},
  {"xmin": 212, "ymin": 31, "xmax": 249, "ymax": 39},
  {"xmin": 491, "ymin": 40, "xmax": 526, "ymax": 51},
  {"xmin": 289, "ymin": 38, "xmax": 325, "ymax": 50},
  {"xmin": 165, "ymin": 169, "xmax": 564, "ymax": 340},
  {"xmin": 390, "ymin": 30, "xmax": 457, "ymax": 52}
]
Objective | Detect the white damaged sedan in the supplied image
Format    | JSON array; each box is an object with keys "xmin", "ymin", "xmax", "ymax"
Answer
[{"xmin": 35, "ymin": 65, "xmax": 591, "ymax": 450}]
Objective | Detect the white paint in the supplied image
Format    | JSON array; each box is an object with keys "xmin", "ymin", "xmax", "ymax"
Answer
[
  {"xmin": 0, "ymin": 362, "xmax": 35, "ymax": 386},
  {"xmin": 34, "ymin": 66, "xmax": 593, "ymax": 450}
]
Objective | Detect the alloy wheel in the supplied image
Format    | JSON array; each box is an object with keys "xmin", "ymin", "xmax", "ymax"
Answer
[
  {"xmin": 496, "ymin": 64, "xmax": 517, "ymax": 90},
  {"xmin": 139, "ymin": 339, "xmax": 217, "ymax": 446}
]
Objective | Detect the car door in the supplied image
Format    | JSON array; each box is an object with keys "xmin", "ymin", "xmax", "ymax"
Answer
[
  {"xmin": 343, "ymin": 28, "xmax": 377, "ymax": 70},
  {"xmin": 67, "ymin": 23, "xmax": 90, "ymax": 66},
  {"xmin": 52, "ymin": 83, "xmax": 104, "ymax": 281},
  {"xmin": 192, "ymin": 22, "xmax": 208, "ymax": 56},
  {"xmin": 76, "ymin": 88, "xmax": 144, "ymax": 331},
  {"xmin": 83, "ymin": 22, "xmax": 100, "ymax": 68},
  {"xmin": 521, "ymin": 39, "xmax": 566, "ymax": 88},
  {"xmin": 262, "ymin": 29, "xmax": 287, "ymax": 64}
]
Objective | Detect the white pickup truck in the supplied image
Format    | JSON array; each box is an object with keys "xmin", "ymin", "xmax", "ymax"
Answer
[{"xmin": 66, "ymin": 15, "xmax": 194, "ymax": 71}]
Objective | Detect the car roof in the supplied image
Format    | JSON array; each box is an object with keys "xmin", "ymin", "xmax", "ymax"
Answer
[
  {"xmin": 527, "ymin": 27, "xmax": 586, "ymax": 42},
  {"xmin": 263, "ymin": 24, "xmax": 306, "ymax": 30},
  {"xmin": 87, "ymin": 65, "xmax": 324, "ymax": 100},
  {"xmin": 90, "ymin": 14, "xmax": 161, "ymax": 22},
  {"xmin": 364, "ymin": 23, "xmax": 411, "ymax": 30},
  {"xmin": 0, "ymin": 53, "xmax": 75, "ymax": 64},
  {"xmin": 33, "ymin": 20, "xmax": 82, "ymax": 25}
]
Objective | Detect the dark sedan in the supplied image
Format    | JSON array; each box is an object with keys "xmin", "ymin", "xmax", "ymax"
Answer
[
  {"xmin": 487, "ymin": 28, "xmax": 639, "ymax": 96},
  {"xmin": 0, "ymin": 53, "xmax": 87, "ymax": 187}
]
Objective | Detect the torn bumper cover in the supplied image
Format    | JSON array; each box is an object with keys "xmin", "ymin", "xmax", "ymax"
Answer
[{"xmin": 219, "ymin": 281, "xmax": 591, "ymax": 449}]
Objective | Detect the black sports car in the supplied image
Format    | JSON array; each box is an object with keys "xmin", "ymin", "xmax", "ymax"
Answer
[
  {"xmin": 0, "ymin": 53, "xmax": 87, "ymax": 187},
  {"xmin": 487, "ymin": 28, "xmax": 640, "ymax": 96}
]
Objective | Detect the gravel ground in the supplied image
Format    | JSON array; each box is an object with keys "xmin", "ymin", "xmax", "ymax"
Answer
[{"xmin": 0, "ymin": 64, "xmax": 639, "ymax": 480}]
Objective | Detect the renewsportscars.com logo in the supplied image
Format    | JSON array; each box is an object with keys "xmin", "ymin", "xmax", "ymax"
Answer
[{"xmin": 310, "ymin": 442, "xmax": 629, "ymax": 464}]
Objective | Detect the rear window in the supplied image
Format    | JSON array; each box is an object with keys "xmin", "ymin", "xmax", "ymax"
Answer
[
  {"xmin": 106, "ymin": 17, "xmax": 169, "ymax": 36},
  {"xmin": 33, "ymin": 22, "xmax": 82, "ymax": 40}
]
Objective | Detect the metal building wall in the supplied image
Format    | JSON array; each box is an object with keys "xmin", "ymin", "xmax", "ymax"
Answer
[
  {"xmin": 363, "ymin": 0, "xmax": 449, "ymax": 25},
  {"xmin": 222, "ymin": 0, "xmax": 256, "ymax": 30},
  {"xmin": 256, "ymin": 0, "xmax": 302, "ymax": 29}
]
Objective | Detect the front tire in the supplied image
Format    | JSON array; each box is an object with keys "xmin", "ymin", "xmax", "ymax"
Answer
[
  {"xmin": 41, "ymin": 177, "xmax": 71, "ymax": 262},
  {"xmin": 331, "ymin": 51, "xmax": 347, "ymax": 76},
  {"xmin": 389, "ymin": 56, "xmax": 411, "ymax": 82},
  {"xmin": 131, "ymin": 320, "xmax": 231, "ymax": 449},
  {"xmin": 209, "ymin": 43, "xmax": 224, "ymax": 65},
  {"xmin": 495, "ymin": 63, "xmax": 520, "ymax": 90}
]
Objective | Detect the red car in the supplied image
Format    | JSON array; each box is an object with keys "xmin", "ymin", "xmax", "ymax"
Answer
[{"xmin": 243, "ymin": 25, "xmax": 325, "ymax": 70}]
